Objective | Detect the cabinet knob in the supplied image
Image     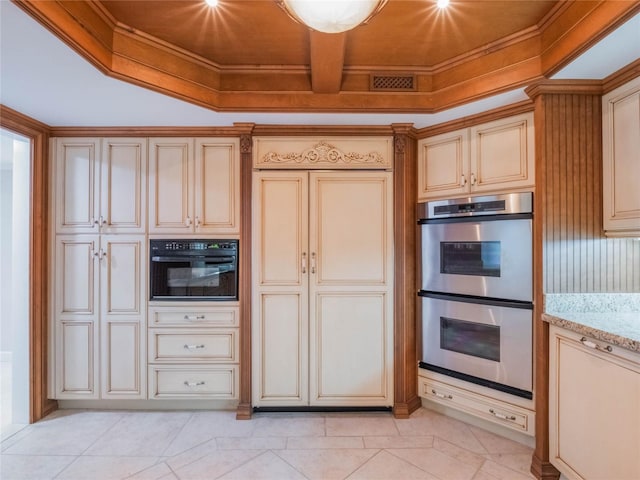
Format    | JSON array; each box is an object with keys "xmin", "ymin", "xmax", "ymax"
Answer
[
  {"xmin": 460, "ymin": 175, "xmax": 467, "ymax": 187},
  {"xmin": 185, "ymin": 216, "xmax": 192, "ymax": 227},
  {"xmin": 183, "ymin": 344, "xmax": 205, "ymax": 350},
  {"xmin": 311, "ymin": 252, "xmax": 316, "ymax": 274},
  {"xmin": 194, "ymin": 216, "xmax": 201, "ymax": 228},
  {"xmin": 470, "ymin": 173, "xmax": 477, "ymax": 185},
  {"xmin": 183, "ymin": 315, "xmax": 206, "ymax": 321},
  {"xmin": 301, "ymin": 252, "xmax": 307, "ymax": 274}
]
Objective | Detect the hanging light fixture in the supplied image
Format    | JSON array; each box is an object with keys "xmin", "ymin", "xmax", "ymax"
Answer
[{"xmin": 277, "ymin": 0, "xmax": 388, "ymax": 34}]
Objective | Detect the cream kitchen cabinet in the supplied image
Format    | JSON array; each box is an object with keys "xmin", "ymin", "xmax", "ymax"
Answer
[
  {"xmin": 52, "ymin": 235, "xmax": 146, "ymax": 399},
  {"xmin": 252, "ymin": 171, "xmax": 394, "ymax": 407},
  {"xmin": 148, "ymin": 137, "xmax": 239, "ymax": 235},
  {"xmin": 53, "ymin": 137, "xmax": 146, "ymax": 234},
  {"xmin": 417, "ymin": 112, "xmax": 534, "ymax": 200},
  {"xmin": 549, "ymin": 325, "xmax": 640, "ymax": 480},
  {"xmin": 602, "ymin": 76, "xmax": 640, "ymax": 237},
  {"xmin": 147, "ymin": 304, "xmax": 239, "ymax": 399}
]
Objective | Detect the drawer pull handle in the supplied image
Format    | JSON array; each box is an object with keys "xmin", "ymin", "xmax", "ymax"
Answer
[
  {"xmin": 184, "ymin": 381, "xmax": 205, "ymax": 387},
  {"xmin": 183, "ymin": 315, "xmax": 206, "ymax": 321},
  {"xmin": 431, "ymin": 389, "xmax": 453, "ymax": 400},
  {"xmin": 184, "ymin": 344, "xmax": 205, "ymax": 350},
  {"xmin": 580, "ymin": 337, "xmax": 612, "ymax": 353},
  {"xmin": 489, "ymin": 409, "xmax": 517, "ymax": 421}
]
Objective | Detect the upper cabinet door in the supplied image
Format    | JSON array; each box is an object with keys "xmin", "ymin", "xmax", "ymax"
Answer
[
  {"xmin": 603, "ymin": 76, "xmax": 640, "ymax": 237},
  {"xmin": 470, "ymin": 112, "xmax": 534, "ymax": 193},
  {"xmin": 417, "ymin": 112, "xmax": 535, "ymax": 201},
  {"xmin": 194, "ymin": 138, "xmax": 240, "ymax": 234},
  {"xmin": 54, "ymin": 138, "xmax": 101, "ymax": 233},
  {"xmin": 100, "ymin": 138, "xmax": 147, "ymax": 234},
  {"xmin": 148, "ymin": 138, "xmax": 194, "ymax": 234},
  {"xmin": 418, "ymin": 129, "xmax": 470, "ymax": 200}
]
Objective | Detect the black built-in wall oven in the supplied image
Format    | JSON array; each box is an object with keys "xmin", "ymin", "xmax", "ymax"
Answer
[
  {"xmin": 150, "ymin": 239, "xmax": 238, "ymax": 301},
  {"xmin": 418, "ymin": 192, "xmax": 533, "ymax": 399}
]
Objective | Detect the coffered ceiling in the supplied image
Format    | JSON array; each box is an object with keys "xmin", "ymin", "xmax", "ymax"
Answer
[{"xmin": 11, "ymin": 1, "xmax": 640, "ymax": 114}]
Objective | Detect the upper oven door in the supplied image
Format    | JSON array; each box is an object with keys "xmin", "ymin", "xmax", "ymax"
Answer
[
  {"xmin": 150, "ymin": 254, "xmax": 237, "ymax": 300},
  {"xmin": 421, "ymin": 216, "xmax": 532, "ymax": 302}
]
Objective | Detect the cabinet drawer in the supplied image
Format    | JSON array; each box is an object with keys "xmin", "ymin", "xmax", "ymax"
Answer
[
  {"xmin": 419, "ymin": 375, "xmax": 534, "ymax": 435},
  {"xmin": 148, "ymin": 365, "xmax": 237, "ymax": 399},
  {"xmin": 148, "ymin": 329, "xmax": 238, "ymax": 363},
  {"xmin": 148, "ymin": 306, "xmax": 238, "ymax": 327}
]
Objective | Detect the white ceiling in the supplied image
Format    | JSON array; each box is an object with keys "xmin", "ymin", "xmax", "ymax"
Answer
[{"xmin": 1, "ymin": 1, "xmax": 638, "ymax": 128}]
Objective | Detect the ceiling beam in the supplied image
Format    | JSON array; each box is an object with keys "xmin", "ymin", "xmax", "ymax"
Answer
[{"xmin": 309, "ymin": 31, "xmax": 346, "ymax": 94}]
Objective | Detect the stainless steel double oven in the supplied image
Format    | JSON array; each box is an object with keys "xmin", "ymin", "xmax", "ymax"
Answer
[{"xmin": 418, "ymin": 192, "xmax": 533, "ymax": 399}]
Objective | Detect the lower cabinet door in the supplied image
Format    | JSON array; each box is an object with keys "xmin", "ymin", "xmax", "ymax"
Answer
[
  {"xmin": 102, "ymin": 320, "xmax": 145, "ymax": 398},
  {"xmin": 57, "ymin": 320, "xmax": 99, "ymax": 399},
  {"xmin": 550, "ymin": 327, "xmax": 640, "ymax": 480},
  {"xmin": 148, "ymin": 365, "xmax": 238, "ymax": 399}
]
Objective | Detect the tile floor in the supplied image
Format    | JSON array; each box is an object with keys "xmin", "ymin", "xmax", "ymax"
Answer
[{"xmin": 0, "ymin": 407, "xmax": 536, "ymax": 480}]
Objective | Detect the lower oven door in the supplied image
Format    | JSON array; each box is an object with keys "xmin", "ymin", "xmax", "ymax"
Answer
[{"xmin": 420, "ymin": 292, "xmax": 532, "ymax": 398}]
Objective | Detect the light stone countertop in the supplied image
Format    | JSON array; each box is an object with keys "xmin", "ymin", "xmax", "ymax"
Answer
[{"xmin": 543, "ymin": 293, "xmax": 640, "ymax": 353}]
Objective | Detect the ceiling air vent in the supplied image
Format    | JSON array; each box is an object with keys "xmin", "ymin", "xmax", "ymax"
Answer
[{"xmin": 370, "ymin": 74, "xmax": 416, "ymax": 91}]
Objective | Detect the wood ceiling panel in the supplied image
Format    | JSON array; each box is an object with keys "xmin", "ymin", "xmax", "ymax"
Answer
[{"xmin": 14, "ymin": 0, "xmax": 640, "ymax": 112}]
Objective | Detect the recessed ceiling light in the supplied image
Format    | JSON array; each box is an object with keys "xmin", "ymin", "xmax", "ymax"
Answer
[
  {"xmin": 437, "ymin": 0, "xmax": 450, "ymax": 9},
  {"xmin": 205, "ymin": 0, "xmax": 218, "ymax": 7}
]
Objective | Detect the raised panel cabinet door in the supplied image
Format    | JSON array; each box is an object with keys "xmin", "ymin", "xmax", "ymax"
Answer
[
  {"xmin": 101, "ymin": 321, "xmax": 144, "ymax": 398},
  {"xmin": 57, "ymin": 321, "xmax": 99, "ymax": 398},
  {"xmin": 550, "ymin": 328, "xmax": 640, "ymax": 480},
  {"xmin": 54, "ymin": 235, "xmax": 100, "ymax": 398},
  {"xmin": 310, "ymin": 293, "xmax": 392, "ymax": 406},
  {"xmin": 309, "ymin": 171, "xmax": 393, "ymax": 406},
  {"xmin": 194, "ymin": 138, "xmax": 240, "ymax": 234},
  {"xmin": 603, "ymin": 76, "xmax": 640, "ymax": 236},
  {"xmin": 470, "ymin": 112, "xmax": 534, "ymax": 193},
  {"xmin": 54, "ymin": 138, "xmax": 100, "ymax": 233},
  {"xmin": 100, "ymin": 138, "xmax": 147, "ymax": 233},
  {"xmin": 417, "ymin": 129, "xmax": 470, "ymax": 200},
  {"xmin": 148, "ymin": 138, "xmax": 194, "ymax": 233},
  {"xmin": 310, "ymin": 172, "xmax": 392, "ymax": 287},
  {"xmin": 99, "ymin": 235, "xmax": 146, "ymax": 398},
  {"xmin": 252, "ymin": 171, "xmax": 309, "ymax": 406}
]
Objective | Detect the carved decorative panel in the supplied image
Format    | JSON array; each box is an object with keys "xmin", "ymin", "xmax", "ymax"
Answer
[{"xmin": 253, "ymin": 137, "xmax": 393, "ymax": 170}]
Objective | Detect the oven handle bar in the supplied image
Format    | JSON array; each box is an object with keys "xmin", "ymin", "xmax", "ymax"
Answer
[
  {"xmin": 418, "ymin": 290, "xmax": 533, "ymax": 310},
  {"xmin": 418, "ymin": 212, "xmax": 532, "ymax": 225}
]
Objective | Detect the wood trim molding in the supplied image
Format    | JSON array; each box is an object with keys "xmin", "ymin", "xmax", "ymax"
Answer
[
  {"xmin": 49, "ymin": 126, "xmax": 253, "ymax": 137},
  {"xmin": 0, "ymin": 105, "xmax": 58, "ymax": 422},
  {"xmin": 415, "ymin": 100, "xmax": 534, "ymax": 139},
  {"xmin": 603, "ymin": 58, "xmax": 640, "ymax": 94},
  {"xmin": 391, "ymin": 124, "xmax": 421, "ymax": 418},
  {"xmin": 525, "ymin": 80, "xmax": 604, "ymax": 99}
]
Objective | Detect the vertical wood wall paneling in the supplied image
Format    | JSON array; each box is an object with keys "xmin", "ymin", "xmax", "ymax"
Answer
[
  {"xmin": 0, "ymin": 105, "xmax": 57, "ymax": 421},
  {"xmin": 391, "ymin": 124, "xmax": 421, "ymax": 418},
  {"xmin": 236, "ymin": 127, "xmax": 255, "ymax": 420},
  {"xmin": 541, "ymin": 93, "xmax": 640, "ymax": 293}
]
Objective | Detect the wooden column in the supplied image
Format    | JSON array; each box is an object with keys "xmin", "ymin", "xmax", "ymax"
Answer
[
  {"xmin": 525, "ymin": 81, "xmax": 604, "ymax": 480},
  {"xmin": 391, "ymin": 123, "xmax": 421, "ymax": 418},
  {"xmin": 235, "ymin": 123, "xmax": 255, "ymax": 420}
]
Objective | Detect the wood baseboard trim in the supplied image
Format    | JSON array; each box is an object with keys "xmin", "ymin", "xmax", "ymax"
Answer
[
  {"xmin": 392, "ymin": 396, "xmax": 422, "ymax": 419},
  {"xmin": 235, "ymin": 403, "xmax": 252, "ymax": 420},
  {"xmin": 530, "ymin": 454, "xmax": 561, "ymax": 480}
]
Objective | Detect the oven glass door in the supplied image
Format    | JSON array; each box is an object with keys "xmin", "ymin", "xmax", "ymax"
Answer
[
  {"xmin": 150, "ymin": 256, "xmax": 237, "ymax": 300},
  {"xmin": 421, "ymin": 217, "xmax": 532, "ymax": 302},
  {"xmin": 421, "ymin": 295, "xmax": 532, "ymax": 394}
]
